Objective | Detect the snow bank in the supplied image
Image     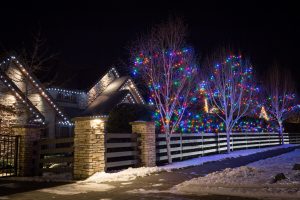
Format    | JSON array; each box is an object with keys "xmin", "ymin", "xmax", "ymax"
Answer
[
  {"xmin": 85, "ymin": 167, "xmax": 162, "ymax": 183},
  {"xmin": 85, "ymin": 144, "xmax": 298, "ymax": 183},
  {"xmin": 171, "ymin": 149, "xmax": 300, "ymax": 199}
]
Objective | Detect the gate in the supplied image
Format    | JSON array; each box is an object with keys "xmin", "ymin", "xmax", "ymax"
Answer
[{"xmin": 0, "ymin": 134, "xmax": 19, "ymax": 177}]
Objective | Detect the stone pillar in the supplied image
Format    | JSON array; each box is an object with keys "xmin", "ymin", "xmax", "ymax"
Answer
[
  {"xmin": 12, "ymin": 125, "xmax": 42, "ymax": 176},
  {"xmin": 131, "ymin": 121, "xmax": 156, "ymax": 167},
  {"xmin": 73, "ymin": 116, "xmax": 107, "ymax": 179}
]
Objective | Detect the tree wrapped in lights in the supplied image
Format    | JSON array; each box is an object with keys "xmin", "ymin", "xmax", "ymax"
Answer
[
  {"xmin": 131, "ymin": 18, "xmax": 197, "ymax": 163},
  {"xmin": 264, "ymin": 65, "xmax": 297, "ymax": 144},
  {"xmin": 204, "ymin": 50, "xmax": 257, "ymax": 153}
]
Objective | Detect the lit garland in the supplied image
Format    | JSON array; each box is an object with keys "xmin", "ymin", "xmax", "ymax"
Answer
[
  {"xmin": 204, "ymin": 97, "xmax": 209, "ymax": 113},
  {"xmin": 259, "ymin": 106, "xmax": 269, "ymax": 121}
]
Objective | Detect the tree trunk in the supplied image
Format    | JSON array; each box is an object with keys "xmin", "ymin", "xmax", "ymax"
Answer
[
  {"xmin": 166, "ymin": 134, "xmax": 172, "ymax": 163},
  {"xmin": 165, "ymin": 125, "xmax": 172, "ymax": 164},
  {"xmin": 279, "ymin": 122, "xmax": 284, "ymax": 145},
  {"xmin": 226, "ymin": 129, "xmax": 231, "ymax": 154}
]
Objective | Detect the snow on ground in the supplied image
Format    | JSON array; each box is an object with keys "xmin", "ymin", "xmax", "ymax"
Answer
[
  {"xmin": 84, "ymin": 167, "xmax": 162, "ymax": 183},
  {"xmin": 2, "ymin": 144, "xmax": 297, "ymax": 184},
  {"xmin": 170, "ymin": 149, "xmax": 300, "ymax": 199},
  {"xmin": 39, "ymin": 182, "xmax": 115, "ymax": 195},
  {"xmin": 85, "ymin": 144, "xmax": 298, "ymax": 183}
]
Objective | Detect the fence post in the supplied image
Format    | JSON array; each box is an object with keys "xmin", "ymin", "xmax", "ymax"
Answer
[
  {"xmin": 201, "ymin": 133, "xmax": 204, "ymax": 156},
  {"xmin": 246, "ymin": 133, "xmax": 248, "ymax": 149},
  {"xmin": 130, "ymin": 121, "xmax": 156, "ymax": 167},
  {"xmin": 231, "ymin": 134, "xmax": 234, "ymax": 151},
  {"xmin": 73, "ymin": 116, "xmax": 107, "ymax": 179},
  {"xmin": 12, "ymin": 125, "xmax": 42, "ymax": 176},
  {"xmin": 217, "ymin": 133, "xmax": 219, "ymax": 153},
  {"xmin": 180, "ymin": 132, "xmax": 183, "ymax": 160}
]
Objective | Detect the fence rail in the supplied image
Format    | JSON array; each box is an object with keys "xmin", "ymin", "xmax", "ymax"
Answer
[
  {"xmin": 156, "ymin": 132, "xmax": 299, "ymax": 162},
  {"xmin": 105, "ymin": 133, "xmax": 139, "ymax": 170},
  {"xmin": 37, "ymin": 137, "xmax": 74, "ymax": 174}
]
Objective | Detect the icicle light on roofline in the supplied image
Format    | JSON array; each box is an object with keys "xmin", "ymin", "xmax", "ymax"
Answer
[
  {"xmin": 58, "ymin": 121, "xmax": 74, "ymax": 126},
  {"xmin": 0, "ymin": 74, "xmax": 45, "ymax": 124},
  {"xmin": 110, "ymin": 67, "xmax": 120, "ymax": 78},
  {"xmin": 120, "ymin": 93, "xmax": 136, "ymax": 104},
  {"xmin": 3, "ymin": 56, "xmax": 72, "ymax": 124},
  {"xmin": 89, "ymin": 115, "xmax": 108, "ymax": 118},
  {"xmin": 93, "ymin": 67, "xmax": 120, "ymax": 87},
  {"xmin": 120, "ymin": 78, "xmax": 145, "ymax": 104},
  {"xmin": 46, "ymin": 88, "xmax": 86, "ymax": 95}
]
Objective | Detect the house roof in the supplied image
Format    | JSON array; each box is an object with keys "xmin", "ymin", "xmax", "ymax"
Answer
[
  {"xmin": 82, "ymin": 76, "xmax": 130, "ymax": 115},
  {"xmin": 82, "ymin": 90, "xmax": 129, "ymax": 115},
  {"xmin": 1, "ymin": 56, "xmax": 72, "ymax": 124},
  {"xmin": 1, "ymin": 56, "xmax": 145, "ymax": 121}
]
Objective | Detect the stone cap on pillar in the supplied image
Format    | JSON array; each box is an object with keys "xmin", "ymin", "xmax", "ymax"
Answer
[
  {"xmin": 130, "ymin": 121, "xmax": 155, "ymax": 125},
  {"xmin": 72, "ymin": 115, "xmax": 108, "ymax": 122},
  {"xmin": 72, "ymin": 116, "xmax": 108, "ymax": 131},
  {"xmin": 130, "ymin": 121, "xmax": 155, "ymax": 135}
]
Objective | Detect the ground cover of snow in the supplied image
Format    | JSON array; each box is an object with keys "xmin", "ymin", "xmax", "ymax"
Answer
[
  {"xmin": 85, "ymin": 144, "xmax": 298, "ymax": 183},
  {"xmin": 2, "ymin": 144, "xmax": 297, "ymax": 185},
  {"xmin": 170, "ymin": 149, "xmax": 300, "ymax": 199},
  {"xmin": 39, "ymin": 182, "xmax": 115, "ymax": 195}
]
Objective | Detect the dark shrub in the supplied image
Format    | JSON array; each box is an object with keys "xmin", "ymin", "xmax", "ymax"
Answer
[
  {"xmin": 284, "ymin": 122, "xmax": 300, "ymax": 133},
  {"xmin": 106, "ymin": 103, "xmax": 153, "ymax": 133}
]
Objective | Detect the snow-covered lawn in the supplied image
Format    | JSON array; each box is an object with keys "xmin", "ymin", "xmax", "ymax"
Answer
[{"xmin": 171, "ymin": 149, "xmax": 300, "ymax": 199}]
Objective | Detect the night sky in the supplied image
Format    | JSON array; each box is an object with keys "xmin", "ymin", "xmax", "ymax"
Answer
[{"xmin": 0, "ymin": 1, "xmax": 299, "ymax": 92}]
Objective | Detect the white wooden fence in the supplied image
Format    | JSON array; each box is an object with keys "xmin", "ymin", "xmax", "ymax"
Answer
[
  {"xmin": 156, "ymin": 132, "xmax": 300, "ymax": 162},
  {"xmin": 105, "ymin": 133, "xmax": 139, "ymax": 170},
  {"xmin": 35, "ymin": 132, "xmax": 300, "ymax": 174}
]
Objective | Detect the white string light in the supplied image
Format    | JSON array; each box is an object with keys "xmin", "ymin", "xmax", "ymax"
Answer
[
  {"xmin": 1, "ymin": 56, "xmax": 72, "ymax": 125},
  {"xmin": 46, "ymin": 88, "xmax": 85, "ymax": 95},
  {"xmin": 1, "ymin": 57, "xmax": 145, "ymax": 127},
  {"xmin": 120, "ymin": 78, "xmax": 145, "ymax": 104}
]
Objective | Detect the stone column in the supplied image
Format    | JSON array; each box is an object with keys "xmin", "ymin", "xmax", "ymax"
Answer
[
  {"xmin": 73, "ymin": 116, "xmax": 107, "ymax": 179},
  {"xmin": 131, "ymin": 121, "xmax": 156, "ymax": 167},
  {"xmin": 12, "ymin": 125, "xmax": 42, "ymax": 176}
]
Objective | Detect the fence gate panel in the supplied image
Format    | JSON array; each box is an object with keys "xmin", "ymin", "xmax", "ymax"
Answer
[{"xmin": 0, "ymin": 134, "xmax": 19, "ymax": 177}]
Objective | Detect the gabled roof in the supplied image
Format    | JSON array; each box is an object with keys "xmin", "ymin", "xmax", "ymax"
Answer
[
  {"xmin": 0, "ymin": 56, "xmax": 72, "ymax": 124},
  {"xmin": 82, "ymin": 90, "xmax": 129, "ymax": 115},
  {"xmin": 83, "ymin": 76, "xmax": 131, "ymax": 115},
  {"xmin": 0, "ymin": 70, "xmax": 45, "ymax": 124}
]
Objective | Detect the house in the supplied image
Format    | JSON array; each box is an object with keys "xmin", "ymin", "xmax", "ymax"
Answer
[{"xmin": 0, "ymin": 56, "xmax": 145, "ymax": 138}]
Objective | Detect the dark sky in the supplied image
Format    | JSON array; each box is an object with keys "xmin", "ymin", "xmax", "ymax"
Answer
[{"xmin": 0, "ymin": 1, "xmax": 299, "ymax": 91}]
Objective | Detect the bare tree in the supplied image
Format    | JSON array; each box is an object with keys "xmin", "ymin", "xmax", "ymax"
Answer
[
  {"xmin": 131, "ymin": 18, "xmax": 197, "ymax": 163},
  {"xmin": 8, "ymin": 31, "xmax": 56, "ymax": 96},
  {"xmin": 1, "ymin": 31, "xmax": 57, "ymax": 125},
  {"xmin": 264, "ymin": 64, "xmax": 296, "ymax": 144},
  {"xmin": 204, "ymin": 49, "xmax": 256, "ymax": 153}
]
